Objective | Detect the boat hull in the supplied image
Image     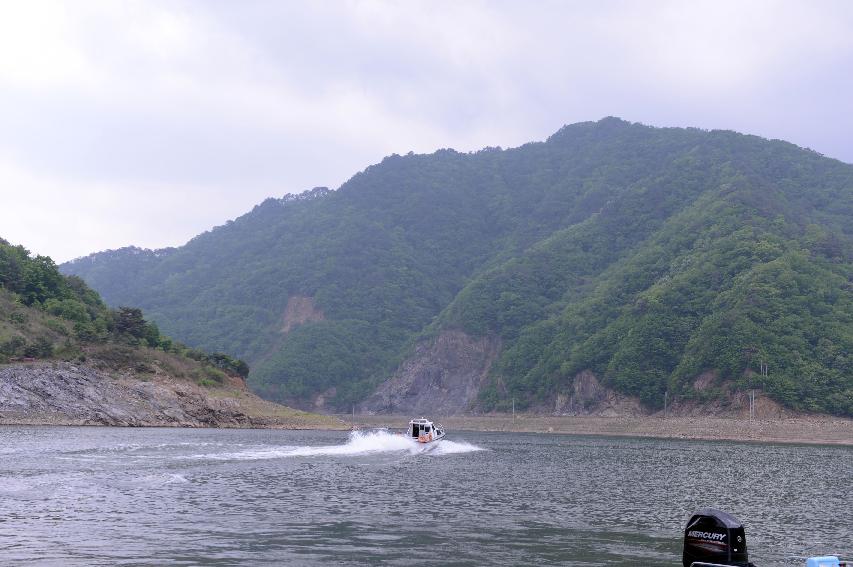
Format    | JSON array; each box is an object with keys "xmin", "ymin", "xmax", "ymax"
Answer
[{"xmin": 416, "ymin": 434, "xmax": 445, "ymax": 444}]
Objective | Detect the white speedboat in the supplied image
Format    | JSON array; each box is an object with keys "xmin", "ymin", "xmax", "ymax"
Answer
[{"xmin": 406, "ymin": 417, "xmax": 446, "ymax": 444}]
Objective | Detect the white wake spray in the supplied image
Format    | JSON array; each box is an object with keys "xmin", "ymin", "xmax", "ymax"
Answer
[{"xmin": 197, "ymin": 430, "xmax": 483, "ymax": 461}]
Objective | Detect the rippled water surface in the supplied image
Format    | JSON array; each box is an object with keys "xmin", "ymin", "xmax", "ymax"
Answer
[{"xmin": 0, "ymin": 426, "xmax": 850, "ymax": 565}]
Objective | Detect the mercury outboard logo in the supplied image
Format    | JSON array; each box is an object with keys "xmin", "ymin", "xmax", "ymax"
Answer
[{"xmin": 687, "ymin": 531, "xmax": 726, "ymax": 542}]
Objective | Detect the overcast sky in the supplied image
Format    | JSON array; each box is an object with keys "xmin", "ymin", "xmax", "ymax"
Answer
[{"xmin": 1, "ymin": 0, "xmax": 851, "ymax": 263}]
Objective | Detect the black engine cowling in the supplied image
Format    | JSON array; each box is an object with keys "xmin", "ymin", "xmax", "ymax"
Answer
[{"xmin": 682, "ymin": 508, "xmax": 751, "ymax": 567}]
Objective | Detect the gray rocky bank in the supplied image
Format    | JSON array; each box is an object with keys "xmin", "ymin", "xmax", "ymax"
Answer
[{"xmin": 0, "ymin": 362, "xmax": 259, "ymax": 427}]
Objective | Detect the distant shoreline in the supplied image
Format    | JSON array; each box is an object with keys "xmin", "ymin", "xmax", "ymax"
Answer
[
  {"xmin": 3, "ymin": 413, "xmax": 850, "ymax": 446},
  {"xmin": 346, "ymin": 414, "xmax": 853, "ymax": 446}
]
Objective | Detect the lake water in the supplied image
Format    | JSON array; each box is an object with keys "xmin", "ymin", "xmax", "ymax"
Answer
[{"xmin": 0, "ymin": 427, "xmax": 850, "ymax": 566}]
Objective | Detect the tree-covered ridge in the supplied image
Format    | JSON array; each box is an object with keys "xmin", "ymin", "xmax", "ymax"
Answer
[
  {"xmin": 470, "ymin": 183, "xmax": 851, "ymax": 415},
  {"xmin": 0, "ymin": 238, "xmax": 248, "ymax": 382},
  {"xmin": 61, "ymin": 118, "xmax": 853, "ymax": 415}
]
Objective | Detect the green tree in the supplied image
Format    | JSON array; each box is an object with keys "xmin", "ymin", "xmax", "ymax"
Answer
[{"xmin": 113, "ymin": 307, "xmax": 147, "ymax": 339}]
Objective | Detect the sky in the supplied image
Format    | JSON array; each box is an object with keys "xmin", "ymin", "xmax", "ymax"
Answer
[{"xmin": 1, "ymin": 0, "xmax": 852, "ymax": 263}]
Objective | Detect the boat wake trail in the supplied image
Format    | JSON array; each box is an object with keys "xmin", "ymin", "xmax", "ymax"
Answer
[{"xmin": 197, "ymin": 430, "xmax": 484, "ymax": 461}]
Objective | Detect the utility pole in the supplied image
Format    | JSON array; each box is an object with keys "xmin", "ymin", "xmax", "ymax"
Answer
[
  {"xmin": 664, "ymin": 390, "xmax": 668, "ymax": 419},
  {"xmin": 752, "ymin": 362, "xmax": 768, "ymax": 421},
  {"xmin": 512, "ymin": 397, "xmax": 516, "ymax": 420},
  {"xmin": 748, "ymin": 370, "xmax": 753, "ymax": 421}
]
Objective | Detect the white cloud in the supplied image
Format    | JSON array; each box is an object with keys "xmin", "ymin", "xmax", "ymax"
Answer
[
  {"xmin": 607, "ymin": 0, "xmax": 853, "ymax": 93},
  {"xmin": 0, "ymin": 1, "xmax": 97, "ymax": 89},
  {"xmin": 0, "ymin": 158, "xmax": 236, "ymax": 262},
  {"xmin": 0, "ymin": 0, "xmax": 851, "ymax": 262}
]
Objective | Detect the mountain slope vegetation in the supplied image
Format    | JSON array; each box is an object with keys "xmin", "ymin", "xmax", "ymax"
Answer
[
  {"xmin": 0, "ymin": 237, "xmax": 249, "ymax": 385},
  {"xmin": 62, "ymin": 118, "xmax": 853, "ymax": 415}
]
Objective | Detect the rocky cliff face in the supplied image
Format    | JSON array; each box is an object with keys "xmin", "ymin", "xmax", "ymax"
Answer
[
  {"xmin": 551, "ymin": 370, "xmax": 793, "ymax": 419},
  {"xmin": 358, "ymin": 340, "xmax": 790, "ymax": 420},
  {"xmin": 359, "ymin": 335, "xmax": 645, "ymax": 417},
  {"xmin": 360, "ymin": 330, "xmax": 500, "ymax": 415},
  {"xmin": 552, "ymin": 371, "xmax": 648, "ymax": 417},
  {"xmin": 0, "ymin": 362, "xmax": 341, "ymax": 428}
]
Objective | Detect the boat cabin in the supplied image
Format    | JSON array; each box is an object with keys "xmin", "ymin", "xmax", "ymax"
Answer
[{"xmin": 407, "ymin": 417, "xmax": 445, "ymax": 443}]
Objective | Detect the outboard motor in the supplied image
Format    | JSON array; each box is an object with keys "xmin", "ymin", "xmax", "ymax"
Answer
[{"xmin": 682, "ymin": 508, "xmax": 752, "ymax": 567}]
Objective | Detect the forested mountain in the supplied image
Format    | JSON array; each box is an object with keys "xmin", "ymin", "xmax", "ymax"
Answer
[
  {"xmin": 62, "ymin": 118, "xmax": 853, "ymax": 416},
  {"xmin": 0, "ymin": 238, "xmax": 343, "ymax": 428}
]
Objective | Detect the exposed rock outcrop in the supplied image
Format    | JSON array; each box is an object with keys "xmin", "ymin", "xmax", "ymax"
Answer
[
  {"xmin": 665, "ymin": 387, "xmax": 794, "ymax": 419},
  {"xmin": 0, "ymin": 362, "xmax": 342, "ymax": 428},
  {"xmin": 360, "ymin": 330, "xmax": 500, "ymax": 415},
  {"xmin": 281, "ymin": 295, "xmax": 324, "ymax": 334},
  {"xmin": 553, "ymin": 370, "xmax": 648, "ymax": 417},
  {"xmin": 692, "ymin": 370, "xmax": 716, "ymax": 391}
]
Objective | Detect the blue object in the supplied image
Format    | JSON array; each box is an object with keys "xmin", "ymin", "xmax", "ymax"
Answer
[{"xmin": 806, "ymin": 557, "xmax": 840, "ymax": 567}]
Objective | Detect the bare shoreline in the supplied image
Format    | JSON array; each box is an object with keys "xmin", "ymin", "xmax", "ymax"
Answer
[
  {"xmin": 0, "ymin": 362, "xmax": 346, "ymax": 430},
  {"xmin": 2, "ymin": 412, "xmax": 850, "ymax": 445},
  {"xmin": 345, "ymin": 414, "xmax": 853, "ymax": 446}
]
